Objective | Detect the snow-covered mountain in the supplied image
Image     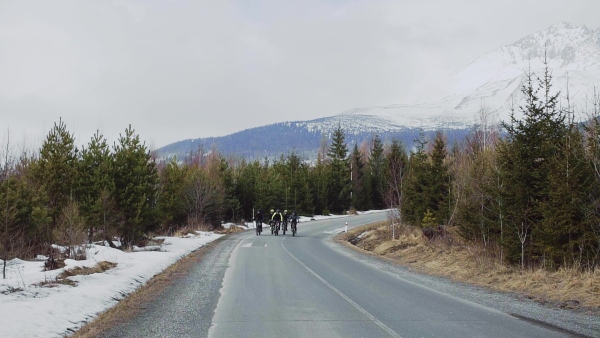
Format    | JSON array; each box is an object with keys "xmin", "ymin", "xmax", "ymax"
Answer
[
  {"xmin": 321, "ymin": 22, "xmax": 600, "ymax": 134},
  {"xmin": 158, "ymin": 22, "xmax": 600, "ymax": 160}
]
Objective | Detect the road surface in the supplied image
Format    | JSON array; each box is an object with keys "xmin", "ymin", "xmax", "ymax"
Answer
[{"xmin": 103, "ymin": 212, "xmax": 594, "ymax": 337}]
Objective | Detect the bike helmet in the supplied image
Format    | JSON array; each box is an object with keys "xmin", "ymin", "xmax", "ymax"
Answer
[
  {"xmin": 284, "ymin": 210, "xmax": 287, "ymax": 213},
  {"xmin": 276, "ymin": 209, "xmax": 280, "ymax": 213},
  {"xmin": 270, "ymin": 209, "xmax": 274, "ymax": 213}
]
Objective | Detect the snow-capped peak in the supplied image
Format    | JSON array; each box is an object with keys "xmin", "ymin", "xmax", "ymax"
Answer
[{"xmin": 330, "ymin": 22, "xmax": 600, "ymax": 133}]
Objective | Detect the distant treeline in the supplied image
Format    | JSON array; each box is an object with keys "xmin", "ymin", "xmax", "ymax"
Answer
[
  {"xmin": 1, "ymin": 64, "xmax": 599, "ymax": 271},
  {"xmin": 155, "ymin": 119, "xmax": 470, "ymax": 162}
]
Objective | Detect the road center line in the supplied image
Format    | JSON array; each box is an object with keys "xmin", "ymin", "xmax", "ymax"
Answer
[{"xmin": 281, "ymin": 238, "xmax": 401, "ymax": 338}]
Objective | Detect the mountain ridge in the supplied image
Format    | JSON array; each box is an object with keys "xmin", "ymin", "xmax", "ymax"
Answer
[{"xmin": 157, "ymin": 22, "xmax": 600, "ymax": 161}]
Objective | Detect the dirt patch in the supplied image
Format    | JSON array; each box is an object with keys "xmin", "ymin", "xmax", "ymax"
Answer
[{"xmin": 337, "ymin": 222, "xmax": 600, "ymax": 312}]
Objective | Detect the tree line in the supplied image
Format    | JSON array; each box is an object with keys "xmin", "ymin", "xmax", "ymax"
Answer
[{"xmin": 2, "ymin": 64, "xmax": 599, "ymax": 273}]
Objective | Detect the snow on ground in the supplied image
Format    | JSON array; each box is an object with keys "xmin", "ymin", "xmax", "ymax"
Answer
[
  {"xmin": 0, "ymin": 231, "xmax": 222, "ymax": 338},
  {"xmin": 0, "ymin": 211, "xmax": 386, "ymax": 337}
]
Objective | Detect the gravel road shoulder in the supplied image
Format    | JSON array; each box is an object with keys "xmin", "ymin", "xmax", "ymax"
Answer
[{"xmin": 71, "ymin": 231, "xmax": 248, "ymax": 338}]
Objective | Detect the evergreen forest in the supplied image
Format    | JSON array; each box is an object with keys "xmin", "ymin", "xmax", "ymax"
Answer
[{"xmin": 1, "ymin": 66, "xmax": 600, "ymax": 271}]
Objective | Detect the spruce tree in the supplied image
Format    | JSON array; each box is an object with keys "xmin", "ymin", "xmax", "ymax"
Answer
[
  {"xmin": 350, "ymin": 143, "xmax": 367, "ymax": 210},
  {"xmin": 326, "ymin": 126, "xmax": 351, "ymax": 213},
  {"xmin": 286, "ymin": 151, "xmax": 304, "ymax": 212},
  {"xmin": 538, "ymin": 121, "xmax": 592, "ymax": 267},
  {"xmin": 385, "ymin": 139, "xmax": 408, "ymax": 211},
  {"xmin": 403, "ymin": 131, "xmax": 429, "ymax": 225},
  {"xmin": 369, "ymin": 135, "xmax": 386, "ymax": 209},
  {"xmin": 498, "ymin": 62, "xmax": 565, "ymax": 265},
  {"xmin": 429, "ymin": 132, "xmax": 450, "ymax": 224}
]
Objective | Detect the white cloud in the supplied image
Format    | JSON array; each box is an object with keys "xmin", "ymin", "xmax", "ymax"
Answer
[{"xmin": 0, "ymin": 0, "xmax": 598, "ymax": 148}]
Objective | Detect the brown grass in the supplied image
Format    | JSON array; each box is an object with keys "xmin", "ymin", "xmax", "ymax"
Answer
[
  {"xmin": 39, "ymin": 261, "xmax": 118, "ymax": 288},
  {"xmin": 337, "ymin": 222, "xmax": 600, "ymax": 312},
  {"xmin": 58, "ymin": 261, "xmax": 118, "ymax": 279},
  {"xmin": 214, "ymin": 225, "xmax": 246, "ymax": 235}
]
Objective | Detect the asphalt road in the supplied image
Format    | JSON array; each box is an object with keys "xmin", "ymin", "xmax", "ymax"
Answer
[{"xmin": 104, "ymin": 212, "xmax": 595, "ymax": 337}]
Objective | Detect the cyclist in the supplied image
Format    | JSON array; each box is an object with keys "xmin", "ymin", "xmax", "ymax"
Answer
[
  {"xmin": 271, "ymin": 209, "xmax": 284, "ymax": 235},
  {"xmin": 282, "ymin": 210, "xmax": 289, "ymax": 232},
  {"xmin": 290, "ymin": 210, "xmax": 298, "ymax": 234},
  {"xmin": 268, "ymin": 209, "xmax": 275, "ymax": 233},
  {"xmin": 254, "ymin": 209, "xmax": 264, "ymax": 235}
]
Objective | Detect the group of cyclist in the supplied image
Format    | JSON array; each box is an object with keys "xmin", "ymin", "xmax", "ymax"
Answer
[{"xmin": 254, "ymin": 209, "xmax": 298, "ymax": 236}]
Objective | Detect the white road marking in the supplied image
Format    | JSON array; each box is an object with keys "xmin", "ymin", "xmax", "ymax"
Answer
[
  {"xmin": 324, "ymin": 227, "xmax": 346, "ymax": 234},
  {"xmin": 281, "ymin": 239, "xmax": 401, "ymax": 338},
  {"xmin": 241, "ymin": 242, "xmax": 267, "ymax": 248}
]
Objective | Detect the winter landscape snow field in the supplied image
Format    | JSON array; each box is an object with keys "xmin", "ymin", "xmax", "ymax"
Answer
[
  {"xmin": 0, "ymin": 213, "xmax": 354, "ymax": 338},
  {"xmin": 0, "ymin": 231, "xmax": 223, "ymax": 338}
]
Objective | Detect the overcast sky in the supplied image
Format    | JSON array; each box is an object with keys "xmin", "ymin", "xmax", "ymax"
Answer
[{"xmin": 0, "ymin": 0, "xmax": 598, "ymax": 149}]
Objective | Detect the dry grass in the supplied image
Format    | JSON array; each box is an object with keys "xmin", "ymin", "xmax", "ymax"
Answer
[
  {"xmin": 58, "ymin": 261, "xmax": 118, "ymax": 279},
  {"xmin": 39, "ymin": 261, "xmax": 118, "ymax": 288},
  {"xmin": 337, "ymin": 222, "xmax": 600, "ymax": 312},
  {"xmin": 214, "ymin": 225, "xmax": 246, "ymax": 235}
]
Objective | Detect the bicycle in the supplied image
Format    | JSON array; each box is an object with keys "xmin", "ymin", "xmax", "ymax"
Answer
[
  {"xmin": 282, "ymin": 218, "xmax": 288, "ymax": 235},
  {"xmin": 256, "ymin": 220, "xmax": 262, "ymax": 236},
  {"xmin": 272, "ymin": 220, "xmax": 280, "ymax": 236},
  {"xmin": 291, "ymin": 217, "xmax": 297, "ymax": 236}
]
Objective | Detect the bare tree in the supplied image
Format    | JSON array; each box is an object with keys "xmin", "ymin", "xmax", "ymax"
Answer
[
  {"xmin": 585, "ymin": 87, "xmax": 600, "ymax": 268},
  {"xmin": 385, "ymin": 149, "xmax": 406, "ymax": 240},
  {"xmin": 473, "ymin": 102, "xmax": 500, "ymax": 153},
  {"xmin": 1, "ymin": 129, "xmax": 18, "ymax": 279},
  {"xmin": 98, "ymin": 189, "xmax": 124, "ymax": 248},
  {"xmin": 184, "ymin": 171, "xmax": 223, "ymax": 228},
  {"xmin": 516, "ymin": 221, "xmax": 530, "ymax": 269},
  {"xmin": 53, "ymin": 200, "xmax": 87, "ymax": 260}
]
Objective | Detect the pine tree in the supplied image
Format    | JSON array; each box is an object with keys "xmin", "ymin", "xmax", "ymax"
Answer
[
  {"xmin": 254, "ymin": 159, "xmax": 274, "ymax": 214},
  {"xmin": 220, "ymin": 157, "xmax": 242, "ymax": 222},
  {"xmin": 29, "ymin": 119, "xmax": 79, "ymax": 242},
  {"xmin": 157, "ymin": 158, "xmax": 188, "ymax": 229},
  {"xmin": 421, "ymin": 209, "xmax": 437, "ymax": 228},
  {"xmin": 79, "ymin": 131, "xmax": 115, "ymax": 242},
  {"xmin": 112, "ymin": 125, "xmax": 159, "ymax": 246},
  {"xmin": 235, "ymin": 160, "xmax": 259, "ymax": 220}
]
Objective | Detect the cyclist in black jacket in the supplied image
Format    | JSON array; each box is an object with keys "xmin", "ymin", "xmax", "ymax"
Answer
[
  {"xmin": 254, "ymin": 209, "xmax": 264, "ymax": 234},
  {"xmin": 290, "ymin": 210, "xmax": 298, "ymax": 234}
]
